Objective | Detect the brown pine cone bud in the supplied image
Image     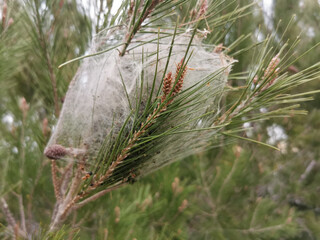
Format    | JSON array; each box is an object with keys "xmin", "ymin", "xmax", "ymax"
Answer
[{"xmin": 44, "ymin": 144, "xmax": 68, "ymax": 159}]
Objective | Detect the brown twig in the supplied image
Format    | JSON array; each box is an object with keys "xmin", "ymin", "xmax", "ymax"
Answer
[
  {"xmin": 64, "ymin": 161, "xmax": 84, "ymax": 203},
  {"xmin": 2, "ymin": 1, "xmax": 7, "ymax": 28},
  {"xmin": 197, "ymin": 0, "xmax": 208, "ymax": 19},
  {"xmin": 51, "ymin": 160, "xmax": 62, "ymax": 201},
  {"xmin": 49, "ymin": 158, "xmax": 85, "ymax": 229},
  {"xmin": 46, "ymin": 0, "xmax": 64, "ymax": 40},
  {"xmin": 128, "ymin": 0, "xmax": 135, "ymax": 20},
  {"xmin": 74, "ymin": 184, "xmax": 126, "ymax": 210},
  {"xmin": 60, "ymin": 163, "xmax": 74, "ymax": 196},
  {"xmin": 0, "ymin": 197, "xmax": 27, "ymax": 239}
]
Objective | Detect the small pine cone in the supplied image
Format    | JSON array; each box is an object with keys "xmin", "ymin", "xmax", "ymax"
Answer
[{"xmin": 44, "ymin": 144, "xmax": 68, "ymax": 159}]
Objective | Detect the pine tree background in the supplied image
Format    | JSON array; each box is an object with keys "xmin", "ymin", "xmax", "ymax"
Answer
[{"xmin": 0, "ymin": 0, "xmax": 319, "ymax": 239}]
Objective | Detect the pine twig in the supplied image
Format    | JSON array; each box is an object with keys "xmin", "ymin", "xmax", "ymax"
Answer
[
  {"xmin": 196, "ymin": 0, "xmax": 208, "ymax": 20},
  {"xmin": 46, "ymin": 51, "xmax": 60, "ymax": 117},
  {"xmin": 299, "ymin": 160, "xmax": 317, "ymax": 183},
  {"xmin": 64, "ymin": 161, "xmax": 84, "ymax": 203},
  {"xmin": 74, "ymin": 184, "xmax": 126, "ymax": 210},
  {"xmin": 51, "ymin": 160, "xmax": 62, "ymax": 201},
  {"xmin": 119, "ymin": 0, "xmax": 163, "ymax": 56},
  {"xmin": 60, "ymin": 163, "xmax": 74, "ymax": 196},
  {"xmin": 127, "ymin": 0, "xmax": 135, "ymax": 20},
  {"xmin": 0, "ymin": 197, "xmax": 17, "ymax": 231},
  {"xmin": 78, "ymin": 59, "xmax": 188, "ymax": 199},
  {"xmin": 34, "ymin": 4, "xmax": 60, "ymax": 117},
  {"xmin": 0, "ymin": 197, "xmax": 27, "ymax": 239},
  {"xmin": 217, "ymin": 53, "xmax": 281, "ymax": 124},
  {"xmin": 48, "ymin": 59, "xmax": 187, "ymax": 231},
  {"xmin": 12, "ymin": 192, "xmax": 27, "ymax": 234},
  {"xmin": 96, "ymin": 60, "xmax": 186, "ymax": 184}
]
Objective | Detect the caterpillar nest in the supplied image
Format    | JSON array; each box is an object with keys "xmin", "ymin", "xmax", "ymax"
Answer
[{"xmin": 44, "ymin": 28, "xmax": 234, "ymax": 178}]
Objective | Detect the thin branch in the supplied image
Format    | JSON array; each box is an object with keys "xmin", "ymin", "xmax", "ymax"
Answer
[
  {"xmin": 216, "ymin": 53, "xmax": 281, "ymax": 124},
  {"xmin": 119, "ymin": 0, "xmax": 163, "ymax": 56},
  {"xmin": 74, "ymin": 184, "xmax": 126, "ymax": 210},
  {"xmin": 51, "ymin": 160, "xmax": 62, "ymax": 201},
  {"xmin": 60, "ymin": 163, "xmax": 74, "ymax": 196},
  {"xmin": 64, "ymin": 163, "xmax": 83, "ymax": 204},
  {"xmin": 49, "ymin": 159, "xmax": 85, "ymax": 232},
  {"xmin": 0, "ymin": 197, "xmax": 27, "ymax": 238},
  {"xmin": 0, "ymin": 197, "xmax": 17, "ymax": 230},
  {"xmin": 12, "ymin": 192, "xmax": 27, "ymax": 233},
  {"xmin": 299, "ymin": 160, "xmax": 317, "ymax": 183},
  {"xmin": 46, "ymin": 0, "xmax": 65, "ymax": 40}
]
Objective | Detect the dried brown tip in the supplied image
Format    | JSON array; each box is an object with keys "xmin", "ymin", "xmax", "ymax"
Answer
[
  {"xmin": 178, "ymin": 199, "xmax": 188, "ymax": 212},
  {"xmin": 19, "ymin": 97, "xmax": 29, "ymax": 118},
  {"xmin": 197, "ymin": 0, "xmax": 208, "ymax": 18},
  {"xmin": 44, "ymin": 144, "xmax": 68, "ymax": 159},
  {"xmin": 42, "ymin": 118, "xmax": 49, "ymax": 137},
  {"xmin": 114, "ymin": 206, "xmax": 120, "ymax": 223},
  {"xmin": 2, "ymin": 2, "xmax": 7, "ymax": 25},
  {"xmin": 7, "ymin": 18, "xmax": 13, "ymax": 27}
]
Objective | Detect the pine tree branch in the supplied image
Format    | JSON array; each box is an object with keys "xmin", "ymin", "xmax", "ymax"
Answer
[
  {"xmin": 0, "ymin": 197, "xmax": 17, "ymax": 231},
  {"xmin": 46, "ymin": 50, "xmax": 60, "ymax": 117},
  {"xmin": 216, "ymin": 53, "xmax": 281, "ymax": 125},
  {"xmin": 47, "ymin": 59, "xmax": 189, "ymax": 232},
  {"xmin": 78, "ymin": 58, "xmax": 187, "ymax": 199},
  {"xmin": 119, "ymin": 0, "xmax": 163, "ymax": 56},
  {"xmin": 49, "ymin": 159, "xmax": 85, "ymax": 232},
  {"xmin": 12, "ymin": 192, "xmax": 27, "ymax": 234},
  {"xmin": 0, "ymin": 197, "xmax": 27, "ymax": 239},
  {"xmin": 74, "ymin": 184, "xmax": 126, "ymax": 210},
  {"xmin": 34, "ymin": 3, "xmax": 60, "ymax": 117}
]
